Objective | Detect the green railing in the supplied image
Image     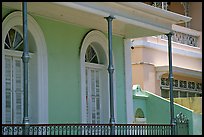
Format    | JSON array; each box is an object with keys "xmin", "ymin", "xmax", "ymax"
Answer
[{"xmin": 2, "ymin": 123, "xmax": 176, "ymax": 135}]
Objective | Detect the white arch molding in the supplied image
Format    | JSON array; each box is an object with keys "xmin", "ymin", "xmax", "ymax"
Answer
[
  {"xmin": 2, "ymin": 11, "xmax": 48, "ymax": 123},
  {"xmin": 80, "ymin": 30, "xmax": 117, "ymax": 123}
]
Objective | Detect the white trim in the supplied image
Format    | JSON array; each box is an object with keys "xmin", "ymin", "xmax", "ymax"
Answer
[
  {"xmin": 2, "ymin": 11, "xmax": 48, "ymax": 124},
  {"xmin": 132, "ymin": 40, "xmax": 202, "ymax": 59},
  {"xmin": 80, "ymin": 30, "xmax": 117, "ymax": 123},
  {"xmin": 124, "ymin": 39, "xmax": 134, "ymax": 123}
]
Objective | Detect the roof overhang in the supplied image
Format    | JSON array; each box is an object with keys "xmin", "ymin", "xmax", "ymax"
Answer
[
  {"xmin": 156, "ymin": 66, "xmax": 202, "ymax": 79},
  {"xmin": 2, "ymin": 2, "xmax": 191, "ymax": 39}
]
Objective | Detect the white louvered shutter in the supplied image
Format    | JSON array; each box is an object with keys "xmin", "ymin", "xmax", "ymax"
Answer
[
  {"xmin": 91, "ymin": 69, "xmax": 96, "ymax": 123},
  {"xmin": 95, "ymin": 70, "xmax": 100, "ymax": 123},
  {"xmin": 5, "ymin": 56, "xmax": 23, "ymax": 124},
  {"xmin": 85, "ymin": 68, "xmax": 90, "ymax": 123},
  {"xmin": 90, "ymin": 69, "xmax": 101, "ymax": 124},
  {"xmin": 5, "ymin": 56, "xmax": 12, "ymax": 124},
  {"xmin": 13, "ymin": 58, "xmax": 23, "ymax": 124}
]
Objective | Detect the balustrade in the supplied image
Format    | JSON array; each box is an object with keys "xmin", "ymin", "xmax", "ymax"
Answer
[{"xmin": 2, "ymin": 124, "xmax": 175, "ymax": 135}]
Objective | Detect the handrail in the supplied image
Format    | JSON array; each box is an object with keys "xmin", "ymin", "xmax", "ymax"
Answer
[{"xmin": 2, "ymin": 123, "xmax": 175, "ymax": 135}]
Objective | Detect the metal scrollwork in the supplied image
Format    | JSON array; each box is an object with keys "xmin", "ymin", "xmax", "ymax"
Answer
[
  {"xmin": 161, "ymin": 31, "xmax": 198, "ymax": 47},
  {"xmin": 176, "ymin": 112, "xmax": 189, "ymax": 123}
]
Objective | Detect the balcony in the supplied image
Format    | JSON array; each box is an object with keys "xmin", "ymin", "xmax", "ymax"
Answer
[{"xmin": 161, "ymin": 25, "xmax": 201, "ymax": 48}]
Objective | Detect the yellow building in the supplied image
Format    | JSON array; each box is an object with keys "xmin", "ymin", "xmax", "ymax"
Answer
[{"xmin": 131, "ymin": 2, "xmax": 202, "ymax": 99}]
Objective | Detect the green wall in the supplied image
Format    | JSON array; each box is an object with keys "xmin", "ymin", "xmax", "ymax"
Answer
[
  {"xmin": 145, "ymin": 91, "xmax": 194, "ymax": 134},
  {"xmin": 34, "ymin": 16, "xmax": 126, "ymax": 123},
  {"xmin": 34, "ymin": 15, "xmax": 89, "ymax": 123},
  {"xmin": 2, "ymin": 7, "xmax": 15, "ymax": 20},
  {"xmin": 192, "ymin": 113, "xmax": 202, "ymax": 135},
  {"xmin": 112, "ymin": 36, "xmax": 126, "ymax": 123},
  {"xmin": 2, "ymin": 7, "xmax": 126, "ymax": 124}
]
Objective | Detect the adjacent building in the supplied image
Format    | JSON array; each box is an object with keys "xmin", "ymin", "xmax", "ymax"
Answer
[{"xmin": 131, "ymin": 2, "xmax": 202, "ymax": 98}]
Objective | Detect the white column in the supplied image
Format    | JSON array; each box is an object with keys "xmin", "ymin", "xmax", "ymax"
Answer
[{"xmin": 124, "ymin": 39, "xmax": 134, "ymax": 123}]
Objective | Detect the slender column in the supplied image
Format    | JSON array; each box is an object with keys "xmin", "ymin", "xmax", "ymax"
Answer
[
  {"xmin": 166, "ymin": 32, "xmax": 175, "ymax": 134},
  {"xmin": 105, "ymin": 16, "xmax": 115, "ymax": 126},
  {"xmin": 22, "ymin": 2, "xmax": 30, "ymax": 125}
]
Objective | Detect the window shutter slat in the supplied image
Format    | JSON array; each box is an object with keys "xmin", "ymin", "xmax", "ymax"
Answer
[
  {"xmin": 13, "ymin": 58, "xmax": 23, "ymax": 124},
  {"xmin": 5, "ymin": 56, "xmax": 12, "ymax": 124}
]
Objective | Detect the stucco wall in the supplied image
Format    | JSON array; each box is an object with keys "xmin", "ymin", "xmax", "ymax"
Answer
[
  {"xmin": 2, "ymin": 7, "xmax": 126, "ymax": 124},
  {"xmin": 136, "ymin": 47, "xmax": 201, "ymax": 71},
  {"xmin": 131, "ymin": 42, "xmax": 202, "ymax": 96},
  {"xmin": 132, "ymin": 63, "xmax": 157, "ymax": 95}
]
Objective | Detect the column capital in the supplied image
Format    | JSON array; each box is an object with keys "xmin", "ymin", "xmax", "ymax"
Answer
[
  {"xmin": 165, "ymin": 31, "xmax": 174, "ymax": 37},
  {"xmin": 104, "ymin": 15, "xmax": 115, "ymax": 21}
]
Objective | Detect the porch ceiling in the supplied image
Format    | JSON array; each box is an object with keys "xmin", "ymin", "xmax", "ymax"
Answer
[{"xmin": 2, "ymin": 2, "xmax": 191, "ymax": 39}]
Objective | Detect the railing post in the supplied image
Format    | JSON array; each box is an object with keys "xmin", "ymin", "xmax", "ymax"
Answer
[
  {"xmin": 105, "ymin": 15, "xmax": 116, "ymax": 135},
  {"xmin": 165, "ymin": 32, "xmax": 175, "ymax": 135},
  {"xmin": 22, "ymin": 2, "xmax": 30, "ymax": 135}
]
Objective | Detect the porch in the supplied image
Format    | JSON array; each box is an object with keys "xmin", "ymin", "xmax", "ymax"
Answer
[{"xmin": 2, "ymin": 2, "xmax": 192, "ymax": 135}]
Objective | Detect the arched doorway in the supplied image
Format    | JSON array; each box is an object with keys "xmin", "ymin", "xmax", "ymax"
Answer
[
  {"xmin": 2, "ymin": 11, "xmax": 48, "ymax": 124},
  {"xmin": 80, "ymin": 30, "xmax": 116, "ymax": 124}
]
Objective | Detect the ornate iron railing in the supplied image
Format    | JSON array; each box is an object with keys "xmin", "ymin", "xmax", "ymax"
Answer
[
  {"xmin": 161, "ymin": 32, "xmax": 199, "ymax": 47},
  {"xmin": 175, "ymin": 112, "xmax": 189, "ymax": 135},
  {"xmin": 2, "ymin": 123, "xmax": 176, "ymax": 135}
]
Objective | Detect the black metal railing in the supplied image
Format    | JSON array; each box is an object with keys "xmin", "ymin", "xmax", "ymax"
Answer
[{"xmin": 2, "ymin": 123, "xmax": 176, "ymax": 135}]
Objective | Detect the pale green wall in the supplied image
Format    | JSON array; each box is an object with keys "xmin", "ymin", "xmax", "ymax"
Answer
[
  {"xmin": 145, "ymin": 91, "xmax": 194, "ymax": 134},
  {"xmin": 192, "ymin": 113, "xmax": 202, "ymax": 135},
  {"xmin": 2, "ymin": 7, "xmax": 14, "ymax": 20},
  {"xmin": 33, "ymin": 16, "xmax": 126, "ymax": 123},
  {"xmin": 112, "ymin": 36, "xmax": 126, "ymax": 123},
  {"xmin": 2, "ymin": 7, "xmax": 126, "ymax": 124},
  {"xmin": 33, "ymin": 15, "xmax": 89, "ymax": 123}
]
